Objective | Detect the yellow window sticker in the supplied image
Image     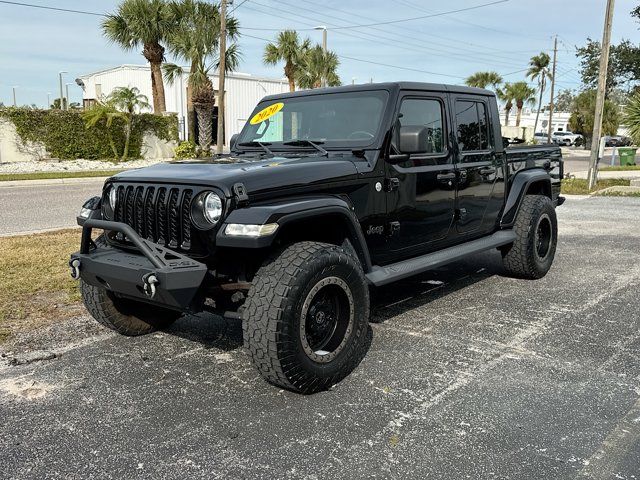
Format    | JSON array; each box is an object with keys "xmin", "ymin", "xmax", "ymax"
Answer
[{"xmin": 250, "ymin": 102, "xmax": 284, "ymax": 125}]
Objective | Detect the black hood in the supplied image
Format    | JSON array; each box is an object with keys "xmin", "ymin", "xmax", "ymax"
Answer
[{"xmin": 109, "ymin": 154, "xmax": 361, "ymax": 198}]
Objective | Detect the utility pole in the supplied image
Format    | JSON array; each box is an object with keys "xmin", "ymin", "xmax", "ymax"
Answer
[
  {"xmin": 314, "ymin": 26, "xmax": 328, "ymax": 88},
  {"xmin": 12, "ymin": 86, "xmax": 17, "ymax": 107},
  {"xmin": 215, "ymin": 0, "xmax": 227, "ymax": 155},
  {"xmin": 547, "ymin": 35, "xmax": 558, "ymax": 144},
  {"xmin": 587, "ymin": 0, "xmax": 616, "ymax": 190},
  {"xmin": 58, "ymin": 71, "xmax": 67, "ymax": 110},
  {"xmin": 66, "ymin": 83, "xmax": 72, "ymax": 109},
  {"xmin": 47, "ymin": 92, "xmax": 51, "ymax": 109}
]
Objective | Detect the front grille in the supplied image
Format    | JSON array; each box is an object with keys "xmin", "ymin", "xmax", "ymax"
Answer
[{"xmin": 112, "ymin": 184, "xmax": 194, "ymax": 251}]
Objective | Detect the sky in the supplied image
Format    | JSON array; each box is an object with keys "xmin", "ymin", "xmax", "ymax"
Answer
[{"xmin": 0, "ymin": 0, "xmax": 638, "ymax": 107}]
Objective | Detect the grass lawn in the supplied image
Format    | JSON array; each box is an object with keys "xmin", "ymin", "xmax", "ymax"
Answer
[
  {"xmin": 561, "ymin": 178, "xmax": 631, "ymax": 195},
  {"xmin": 0, "ymin": 230, "xmax": 85, "ymax": 343},
  {"xmin": 599, "ymin": 165, "xmax": 640, "ymax": 171},
  {"xmin": 0, "ymin": 170, "xmax": 123, "ymax": 182}
]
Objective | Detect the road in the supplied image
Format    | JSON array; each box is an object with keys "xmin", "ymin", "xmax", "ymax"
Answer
[
  {"xmin": 1, "ymin": 196, "xmax": 638, "ymax": 479},
  {"xmin": 0, "ymin": 179, "xmax": 103, "ymax": 236}
]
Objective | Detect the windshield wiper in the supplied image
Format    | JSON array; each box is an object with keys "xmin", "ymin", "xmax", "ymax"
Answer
[
  {"xmin": 282, "ymin": 139, "xmax": 328, "ymax": 156},
  {"xmin": 236, "ymin": 141, "xmax": 274, "ymax": 156}
]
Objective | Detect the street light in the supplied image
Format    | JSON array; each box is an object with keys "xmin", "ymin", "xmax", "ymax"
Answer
[
  {"xmin": 58, "ymin": 71, "xmax": 67, "ymax": 110},
  {"xmin": 12, "ymin": 86, "xmax": 18, "ymax": 107},
  {"xmin": 314, "ymin": 25, "xmax": 328, "ymax": 88}
]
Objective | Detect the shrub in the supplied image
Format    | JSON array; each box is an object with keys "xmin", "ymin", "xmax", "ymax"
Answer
[
  {"xmin": 174, "ymin": 141, "xmax": 198, "ymax": 159},
  {"xmin": 0, "ymin": 107, "xmax": 178, "ymax": 160}
]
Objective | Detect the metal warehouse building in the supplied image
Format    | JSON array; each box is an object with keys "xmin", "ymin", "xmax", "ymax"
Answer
[{"xmin": 78, "ymin": 64, "xmax": 289, "ymax": 146}]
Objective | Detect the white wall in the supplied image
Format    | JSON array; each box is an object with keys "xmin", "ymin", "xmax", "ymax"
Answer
[
  {"xmin": 500, "ymin": 110, "xmax": 573, "ymax": 133},
  {"xmin": 79, "ymin": 65, "xmax": 289, "ymax": 145}
]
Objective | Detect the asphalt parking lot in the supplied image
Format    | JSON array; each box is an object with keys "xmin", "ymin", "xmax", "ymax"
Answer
[{"xmin": 1, "ymin": 196, "xmax": 639, "ymax": 479}]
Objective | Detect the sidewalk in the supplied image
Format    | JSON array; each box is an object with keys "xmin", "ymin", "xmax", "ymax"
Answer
[{"xmin": 0, "ymin": 176, "xmax": 108, "ymax": 188}]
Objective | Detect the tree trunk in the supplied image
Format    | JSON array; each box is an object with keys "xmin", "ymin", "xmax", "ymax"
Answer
[
  {"xmin": 143, "ymin": 42, "xmax": 167, "ymax": 114},
  {"xmin": 150, "ymin": 61, "xmax": 166, "ymax": 114},
  {"xmin": 533, "ymin": 76, "xmax": 546, "ymax": 134},
  {"xmin": 516, "ymin": 107, "xmax": 523, "ymax": 127},
  {"xmin": 194, "ymin": 102, "xmax": 214, "ymax": 152},
  {"xmin": 284, "ymin": 61, "xmax": 295, "ymax": 92},
  {"xmin": 504, "ymin": 106, "xmax": 511, "ymax": 126},
  {"xmin": 121, "ymin": 116, "xmax": 132, "ymax": 162},
  {"xmin": 186, "ymin": 84, "xmax": 196, "ymax": 142}
]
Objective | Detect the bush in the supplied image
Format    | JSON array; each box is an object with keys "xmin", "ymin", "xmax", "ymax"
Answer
[
  {"xmin": 0, "ymin": 107, "xmax": 178, "ymax": 160},
  {"xmin": 174, "ymin": 141, "xmax": 198, "ymax": 159}
]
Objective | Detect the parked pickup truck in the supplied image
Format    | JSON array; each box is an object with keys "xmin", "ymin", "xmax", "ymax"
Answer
[{"xmin": 70, "ymin": 82, "xmax": 564, "ymax": 394}]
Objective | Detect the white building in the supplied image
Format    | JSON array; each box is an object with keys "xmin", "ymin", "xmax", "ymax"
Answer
[
  {"xmin": 78, "ymin": 64, "xmax": 289, "ymax": 146},
  {"xmin": 500, "ymin": 108, "xmax": 573, "ymax": 134}
]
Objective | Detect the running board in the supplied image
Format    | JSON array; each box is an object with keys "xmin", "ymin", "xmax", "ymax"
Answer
[{"xmin": 366, "ymin": 230, "xmax": 516, "ymax": 287}]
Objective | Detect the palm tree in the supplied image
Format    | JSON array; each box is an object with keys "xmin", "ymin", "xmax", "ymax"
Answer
[
  {"xmin": 83, "ymin": 102, "xmax": 124, "ymax": 160},
  {"xmin": 497, "ymin": 83, "xmax": 514, "ymax": 126},
  {"xmin": 263, "ymin": 30, "xmax": 311, "ymax": 92},
  {"xmin": 465, "ymin": 71, "xmax": 503, "ymax": 90},
  {"xmin": 163, "ymin": 0, "xmax": 240, "ymax": 151},
  {"xmin": 527, "ymin": 52, "xmax": 553, "ymax": 133},
  {"xmin": 102, "ymin": 0, "xmax": 171, "ymax": 113},
  {"xmin": 623, "ymin": 91, "xmax": 640, "ymax": 145},
  {"xmin": 509, "ymin": 82, "xmax": 537, "ymax": 127},
  {"xmin": 296, "ymin": 45, "xmax": 341, "ymax": 89},
  {"xmin": 108, "ymin": 87, "xmax": 151, "ymax": 161}
]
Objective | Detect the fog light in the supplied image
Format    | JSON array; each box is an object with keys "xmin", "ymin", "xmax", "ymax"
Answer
[{"xmin": 225, "ymin": 223, "xmax": 278, "ymax": 237}]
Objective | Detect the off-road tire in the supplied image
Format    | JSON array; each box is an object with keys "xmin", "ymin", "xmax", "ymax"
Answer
[
  {"xmin": 80, "ymin": 235, "xmax": 181, "ymax": 336},
  {"xmin": 502, "ymin": 194, "xmax": 558, "ymax": 279},
  {"xmin": 243, "ymin": 241, "xmax": 370, "ymax": 394}
]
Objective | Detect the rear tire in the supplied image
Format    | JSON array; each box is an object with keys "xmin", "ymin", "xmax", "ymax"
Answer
[
  {"xmin": 502, "ymin": 194, "xmax": 558, "ymax": 279},
  {"xmin": 243, "ymin": 241, "xmax": 370, "ymax": 394}
]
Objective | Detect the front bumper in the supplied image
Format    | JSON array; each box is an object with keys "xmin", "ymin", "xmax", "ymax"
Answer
[{"xmin": 70, "ymin": 219, "xmax": 208, "ymax": 311}]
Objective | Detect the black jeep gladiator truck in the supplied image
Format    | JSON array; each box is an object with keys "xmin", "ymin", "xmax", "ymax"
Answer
[{"xmin": 70, "ymin": 82, "xmax": 563, "ymax": 394}]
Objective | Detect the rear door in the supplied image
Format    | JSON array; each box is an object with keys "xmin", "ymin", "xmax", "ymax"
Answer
[
  {"xmin": 385, "ymin": 91, "xmax": 457, "ymax": 258},
  {"xmin": 451, "ymin": 96, "xmax": 504, "ymax": 236}
]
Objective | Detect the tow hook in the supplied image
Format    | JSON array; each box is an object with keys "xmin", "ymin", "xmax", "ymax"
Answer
[
  {"xmin": 69, "ymin": 259, "xmax": 81, "ymax": 280},
  {"xmin": 142, "ymin": 273, "xmax": 159, "ymax": 299}
]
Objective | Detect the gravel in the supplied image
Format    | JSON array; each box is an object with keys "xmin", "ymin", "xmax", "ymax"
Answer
[{"xmin": 0, "ymin": 158, "xmax": 171, "ymax": 174}]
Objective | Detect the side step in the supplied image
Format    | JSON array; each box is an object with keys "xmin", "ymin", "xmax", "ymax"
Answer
[{"xmin": 365, "ymin": 230, "xmax": 516, "ymax": 287}]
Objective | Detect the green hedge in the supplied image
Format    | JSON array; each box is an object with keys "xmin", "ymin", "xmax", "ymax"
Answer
[{"xmin": 0, "ymin": 107, "xmax": 178, "ymax": 160}]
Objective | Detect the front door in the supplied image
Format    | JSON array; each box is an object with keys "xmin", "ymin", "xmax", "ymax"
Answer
[
  {"xmin": 451, "ymin": 96, "xmax": 504, "ymax": 235},
  {"xmin": 385, "ymin": 93, "xmax": 456, "ymax": 260}
]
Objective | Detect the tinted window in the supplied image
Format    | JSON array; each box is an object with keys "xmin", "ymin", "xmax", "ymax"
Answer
[
  {"xmin": 398, "ymin": 98, "xmax": 445, "ymax": 154},
  {"xmin": 455, "ymin": 100, "xmax": 490, "ymax": 151}
]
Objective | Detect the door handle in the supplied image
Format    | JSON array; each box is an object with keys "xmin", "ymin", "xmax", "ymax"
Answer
[
  {"xmin": 479, "ymin": 167, "xmax": 496, "ymax": 175},
  {"xmin": 437, "ymin": 172, "xmax": 456, "ymax": 181}
]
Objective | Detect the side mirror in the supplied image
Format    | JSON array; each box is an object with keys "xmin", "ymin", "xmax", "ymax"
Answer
[
  {"xmin": 388, "ymin": 125, "xmax": 428, "ymax": 163},
  {"xmin": 230, "ymin": 133, "xmax": 239, "ymax": 151},
  {"xmin": 398, "ymin": 125, "xmax": 429, "ymax": 154}
]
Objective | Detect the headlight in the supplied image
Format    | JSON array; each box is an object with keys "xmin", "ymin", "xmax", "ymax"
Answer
[
  {"xmin": 191, "ymin": 191, "xmax": 223, "ymax": 229},
  {"xmin": 108, "ymin": 185, "xmax": 118, "ymax": 211}
]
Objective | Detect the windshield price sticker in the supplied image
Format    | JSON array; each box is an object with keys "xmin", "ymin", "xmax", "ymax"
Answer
[{"xmin": 250, "ymin": 102, "xmax": 284, "ymax": 125}]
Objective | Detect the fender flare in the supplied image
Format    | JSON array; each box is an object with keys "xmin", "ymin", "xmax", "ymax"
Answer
[
  {"xmin": 216, "ymin": 195, "xmax": 373, "ymax": 272},
  {"xmin": 501, "ymin": 169, "xmax": 552, "ymax": 227}
]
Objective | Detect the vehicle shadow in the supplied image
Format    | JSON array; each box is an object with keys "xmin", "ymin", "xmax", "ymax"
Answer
[
  {"xmin": 370, "ymin": 250, "xmax": 504, "ymax": 323},
  {"xmin": 163, "ymin": 250, "xmax": 505, "ymax": 351}
]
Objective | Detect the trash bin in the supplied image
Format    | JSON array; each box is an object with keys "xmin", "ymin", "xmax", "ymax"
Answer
[{"xmin": 618, "ymin": 147, "xmax": 638, "ymax": 166}]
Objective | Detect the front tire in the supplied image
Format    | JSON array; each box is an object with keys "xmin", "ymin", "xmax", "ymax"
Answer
[
  {"xmin": 80, "ymin": 280, "xmax": 181, "ymax": 336},
  {"xmin": 502, "ymin": 194, "xmax": 558, "ymax": 279},
  {"xmin": 243, "ymin": 241, "xmax": 370, "ymax": 394}
]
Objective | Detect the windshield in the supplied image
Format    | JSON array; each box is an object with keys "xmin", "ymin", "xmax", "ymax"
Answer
[{"xmin": 236, "ymin": 90, "xmax": 389, "ymax": 150}]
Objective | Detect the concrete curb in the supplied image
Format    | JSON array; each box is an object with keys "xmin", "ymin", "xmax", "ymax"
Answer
[{"xmin": 0, "ymin": 177, "xmax": 108, "ymax": 188}]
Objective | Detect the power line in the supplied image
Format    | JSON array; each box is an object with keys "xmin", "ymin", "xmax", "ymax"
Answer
[
  {"xmin": 328, "ymin": 0, "xmax": 509, "ymax": 30},
  {"xmin": 240, "ymin": 0, "xmax": 508, "ymax": 31},
  {"xmin": 0, "ymin": 0, "xmax": 104, "ymax": 16},
  {"xmin": 229, "ymin": 0, "xmax": 250, "ymax": 14}
]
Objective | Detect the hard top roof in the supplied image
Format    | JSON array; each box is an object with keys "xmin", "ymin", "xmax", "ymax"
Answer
[{"xmin": 260, "ymin": 82, "xmax": 495, "ymax": 101}]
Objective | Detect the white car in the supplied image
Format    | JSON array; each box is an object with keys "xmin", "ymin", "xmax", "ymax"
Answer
[{"xmin": 553, "ymin": 131, "xmax": 582, "ymax": 146}]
